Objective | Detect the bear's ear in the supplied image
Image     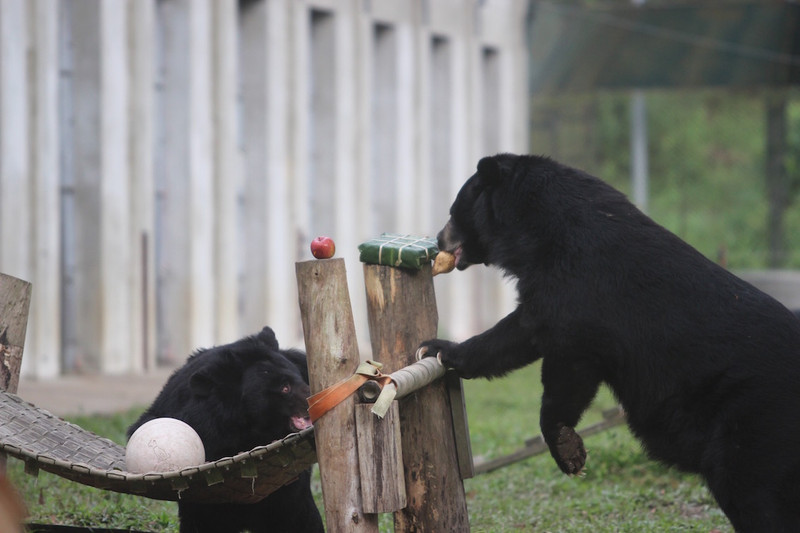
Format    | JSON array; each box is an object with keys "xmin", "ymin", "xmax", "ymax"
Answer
[
  {"xmin": 282, "ymin": 349, "xmax": 310, "ymax": 384},
  {"xmin": 476, "ymin": 156, "xmax": 502, "ymax": 184},
  {"xmin": 256, "ymin": 326, "xmax": 279, "ymax": 349},
  {"xmin": 189, "ymin": 369, "xmax": 216, "ymax": 398}
]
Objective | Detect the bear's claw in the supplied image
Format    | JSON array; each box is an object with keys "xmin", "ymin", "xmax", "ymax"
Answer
[
  {"xmin": 415, "ymin": 346, "xmax": 431, "ymax": 361},
  {"xmin": 554, "ymin": 425, "xmax": 587, "ymax": 475},
  {"xmin": 415, "ymin": 345, "xmax": 448, "ymax": 368}
]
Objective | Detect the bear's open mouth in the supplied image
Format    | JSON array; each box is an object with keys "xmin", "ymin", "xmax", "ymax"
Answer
[{"xmin": 290, "ymin": 415, "xmax": 312, "ymax": 431}]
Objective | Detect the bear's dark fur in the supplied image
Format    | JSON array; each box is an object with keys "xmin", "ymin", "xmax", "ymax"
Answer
[
  {"xmin": 419, "ymin": 154, "xmax": 800, "ymax": 532},
  {"xmin": 128, "ymin": 327, "xmax": 323, "ymax": 533}
]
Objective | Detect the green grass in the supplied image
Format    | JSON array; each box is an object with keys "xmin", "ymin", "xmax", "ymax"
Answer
[
  {"xmin": 6, "ymin": 363, "xmax": 732, "ymax": 531},
  {"xmin": 5, "ymin": 408, "xmax": 179, "ymax": 531},
  {"xmin": 461, "ymin": 363, "xmax": 731, "ymax": 532}
]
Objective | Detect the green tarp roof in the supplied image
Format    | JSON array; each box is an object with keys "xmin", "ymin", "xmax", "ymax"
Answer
[{"xmin": 528, "ymin": 1, "xmax": 800, "ymax": 93}]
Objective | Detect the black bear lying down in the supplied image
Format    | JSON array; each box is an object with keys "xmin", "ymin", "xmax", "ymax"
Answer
[
  {"xmin": 128, "ymin": 327, "xmax": 323, "ymax": 533},
  {"xmin": 419, "ymin": 154, "xmax": 800, "ymax": 532}
]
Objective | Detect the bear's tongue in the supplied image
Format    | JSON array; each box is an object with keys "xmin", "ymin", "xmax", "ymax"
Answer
[
  {"xmin": 291, "ymin": 415, "xmax": 312, "ymax": 431},
  {"xmin": 453, "ymin": 246, "xmax": 464, "ymax": 269}
]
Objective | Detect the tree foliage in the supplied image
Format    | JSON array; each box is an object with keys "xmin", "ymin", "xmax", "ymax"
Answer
[{"xmin": 530, "ymin": 88, "xmax": 800, "ymax": 269}]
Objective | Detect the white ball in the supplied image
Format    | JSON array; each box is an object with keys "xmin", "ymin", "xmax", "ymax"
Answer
[{"xmin": 125, "ymin": 417, "xmax": 205, "ymax": 473}]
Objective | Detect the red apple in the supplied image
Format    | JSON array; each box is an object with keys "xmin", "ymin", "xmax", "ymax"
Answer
[{"xmin": 310, "ymin": 236, "xmax": 336, "ymax": 259}]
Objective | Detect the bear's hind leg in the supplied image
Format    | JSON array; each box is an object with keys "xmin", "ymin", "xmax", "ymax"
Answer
[
  {"xmin": 706, "ymin": 470, "xmax": 800, "ymax": 532},
  {"xmin": 539, "ymin": 355, "xmax": 602, "ymax": 475}
]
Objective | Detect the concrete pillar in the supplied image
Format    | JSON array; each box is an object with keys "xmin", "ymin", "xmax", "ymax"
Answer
[
  {"xmin": 156, "ymin": 0, "xmax": 215, "ymax": 362},
  {"xmin": 63, "ymin": 0, "xmax": 132, "ymax": 374},
  {"xmin": 290, "ymin": 2, "xmax": 310, "ymax": 264},
  {"xmin": 27, "ymin": 0, "xmax": 61, "ymax": 378},
  {"xmin": 423, "ymin": 12, "xmax": 482, "ymax": 341},
  {"xmin": 365, "ymin": 8, "xmax": 417, "ymax": 235},
  {"xmin": 394, "ymin": 23, "xmax": 417, "ymax": 233},
  {"xmin": 186, "ymin": 0, "xmax": 215, "ymax": 352},
  {"xmin": 482, "ymin": 0, "xmax": 529, "ymax": 327},
  {"xmin": 129, "ymin": 0, "xmax": 157, "ymax": 372},
  {"xmin": 239, "ymin": 0, "xmax": 263, "ymax": 336},
  {"xmin": 369, "ymin": 22, "xmax": 398, "ymax": 235},
  {"xmin": 66, "ymin": 0, "xmax": 102, "ymax": 372},
  {"xmin": 100, "ymin": 0, "xmax": 132, "ymax": 374},
  {"xmin": 413, "ymin": 14, "xmax": 433, "ymax": 237},
  {"xmin": 211, "ymin": 0, "xmax": 240, "ymax": 343},
  {"xmin": 238, "ymin": 0, "xmax": 302, "ymax": 345},
  {"xmin": 0, "ymin": 0, "xmax": 31, "ymax": 282},
  {"xmin": 333, "ymin": 4, "xmax": 372, "ymax": 352}
]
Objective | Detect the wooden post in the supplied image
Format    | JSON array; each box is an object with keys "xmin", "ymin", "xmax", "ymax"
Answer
[
  {"xmin": 296, "ymin": 258, "xmax": 378, "ymax": 533},
  {"xmin": 0, "ymin": 272, "xmax": 32, "ymax": 475},
  {"xmin": 354, "ymin": 402, "xmax": 406, "ymax": 513},
  {"xmin": 363, "ymin": 263, "xmax": 470, "ymax": 532},
  {"xmin": 0, "ymin": 273, "xmax": 31, "ymax": 394}
]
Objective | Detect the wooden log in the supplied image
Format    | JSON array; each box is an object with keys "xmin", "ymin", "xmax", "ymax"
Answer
[
  {"xmin": 296, "ymin": 258, "xmax": 378, "ymax": 532},
  {"xmin": 473, "ymin": 406, "xmax": 626, "ymax": 475},
  {"xmin": 0, "ymin": 272, "xmax": 32, "ymax": 475},
  {"xmin": 0, "ymin": 273, "xmax": 32, "ymax": 394},
  {"xmin": 354, "ymin": 402, "xmax": 406, "ymax": 513},
  {"xmin": 446, "ymin": 371, "xmax": 475, "ymax": 479},
  {"xmin": 363, "ymin": 263, "xmax": 470, "ymax": 532}
]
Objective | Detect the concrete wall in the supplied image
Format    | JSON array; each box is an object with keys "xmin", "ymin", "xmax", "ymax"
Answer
[
  {"xmin": 0, "ymin": 0, "xmax": 529, "ymax": 377},
  {"xmin": 739, "ymin": 270, "xmax": 800, "ymax": 311}
]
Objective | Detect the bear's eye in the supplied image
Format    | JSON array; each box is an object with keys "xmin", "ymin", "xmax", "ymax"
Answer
[{"xmin": 281, "ymin": 384, "xmax": 291, "ymax": 394}]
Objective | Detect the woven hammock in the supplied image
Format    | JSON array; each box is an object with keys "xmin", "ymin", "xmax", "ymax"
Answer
[{"xmin": 0, "ymin": 390, "xmax": 316, "ymax": 504}]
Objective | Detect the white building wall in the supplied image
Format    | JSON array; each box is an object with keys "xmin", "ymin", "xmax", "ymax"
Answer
[
  {"xmin": 29, "ymin": 0, "xmax": 62, "ymax": 379},
  {"xmin": 0, "ymin": 0, "xmax": 529, "ymax": 377}
]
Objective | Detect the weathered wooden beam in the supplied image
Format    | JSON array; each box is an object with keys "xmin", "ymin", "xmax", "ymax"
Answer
[
  {"xmin": 354, "ymin": 402, "xmax": 406, "ymax": 513},
  {"xmin": 0, "ymin": 272, "xmax": 32, "ymax": 475},
  {"xmin": 0, "ymin": 273, "xmax": 32, "ymax": 394},
  {"xmin": 473, "ymin": 406, "xmax": 626, "ymax": 475},
  {"xmin": 363, "ymin": 263, "xmax": 470, "ymax": 532},
  {"xmin": 296, "ymin": 258, "xmax": 378, "ymax": 532}
]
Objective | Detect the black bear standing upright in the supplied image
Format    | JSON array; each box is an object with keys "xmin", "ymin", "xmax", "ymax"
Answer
[
  {"xmin": 418, "ymin": 154, "xmax": 800, "ymax": 532},
  {"xmin": 128, "ymin": 327, "xmax": 323, "ymax": 533}
]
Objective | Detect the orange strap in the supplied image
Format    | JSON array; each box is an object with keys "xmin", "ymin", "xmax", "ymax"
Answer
[{"xmin": 307, "ymin": 360, "xmax": 392, "ymax": 422}]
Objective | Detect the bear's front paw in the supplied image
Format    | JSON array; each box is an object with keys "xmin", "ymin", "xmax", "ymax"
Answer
[
  {"xmin": 551, "ymin": 425, "xmax": 587, "ymax": 476},
  {"xmin": 416, "ymin": 339, "xmax": 462, "ymax": 372}
]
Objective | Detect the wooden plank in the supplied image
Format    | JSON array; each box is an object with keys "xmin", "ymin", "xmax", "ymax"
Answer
[
  {"xmin": 296, "ymin": 258, "xmax": 378, "ymax": 533},
  {"xmin": 363, "ymin": 263, "xmax": 470, "ymax": 532},
  {"xmin": 0, "ymin": 272, "xmax": 32, "ymax": 475},
  {"xmin": 446, "ymin": 372, "xmax": 475, "ymax": 479},
  {"xmin": 355, "ymin": 402, "xmax": 406, "ymax": 513},
  {"xmin": 473, "ymin": 406, "xmax": 626, "ymax": 475},
  {"xmin": 0, "ymin": 273, "xmax": 32, "ymax": 394}
]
